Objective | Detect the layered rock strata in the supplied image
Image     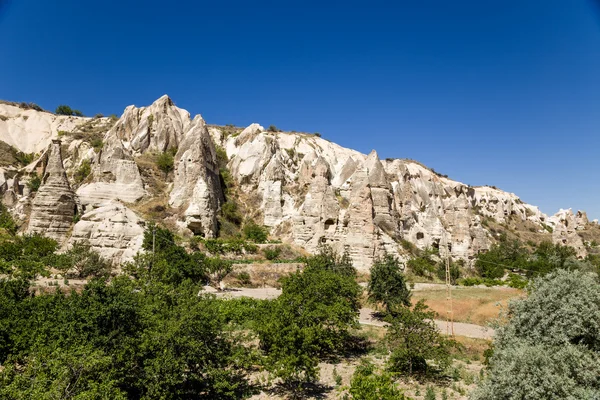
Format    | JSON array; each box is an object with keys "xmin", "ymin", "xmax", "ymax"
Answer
[{"xmin": 27, "ymin": 140, "xmax": 77, "ymax": 243}]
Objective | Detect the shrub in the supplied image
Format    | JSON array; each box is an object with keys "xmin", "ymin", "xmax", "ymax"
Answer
[
  {"xmin": 90, "ymin": 138, "xmax": 103, "ymax": 151},
  {"xmin": 435, "ymin": 260, "xmax": 461, "ymax": 284},
  {"xmin": 0, "ymin": 203, "xmax": 17, "ymax": 235},
  {"xmin": 263, "ymin": 246, "xmax": 281, "ymax": 261},
  {"xmin": 74, "ymin": 159, "xmax": 92, "ymax": 183},
  {"xmin": 243, "ymin": 221, "xmax": 268, "ymax": 243},
  {"xmin": 407, "ymin": 254, "xmax": 437, "ymax": 278},
  {"xmin": 267, "ymin": 125, "xmax": 278, "ymax": 132},
  {"xmin": 386, "ymin": 300, "xmax": 455, "ymax": 376},
  {"xmin": 156, "ymin": 151, "xmax": 174, "ymax": 175},
  {"xmin": 221, "ymin": 201, "xmax": 242, "ymax": 226},
  {"xmin": 27, "ymin": 174, "xmax": 41, "ymax": 192},
  {"xmin": 472, "ymin": 270, "xmax": 600, "ymax": 399},
  {"xmin": 349, "ymin": 359, "xmax": 407, "ymax": 400},
  {"xmin": 55, "ymin": 105, "xmax": 84, "ymax": 117}
]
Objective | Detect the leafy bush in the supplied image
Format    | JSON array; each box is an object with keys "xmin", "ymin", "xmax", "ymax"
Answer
[
  {"xmin": 304, "ymin": 244, "xmax": 356, "ymax": 277},
  {"xmin": 407, "ymin": 253, "xmax": 437, "ymax": 278},
  {"xmin": 0, "ymin": 203, "xmax": 17, "ymax": 234},
  {"xmin": 90, "ymin": 138, "xmax": 103, "ymax": 150},
  {"xmin": 435, "ymin": 261, "xmax": 461, "ymax": 284},
  {"xmin": 348, "ymin": 359, "xmax": 407, "ymax": 400},
  {"xmin": 27, "ymin": 174, "xmax": 41, "ymax": 192},
  {"xmin": 263, "ymin": 246, "xmax": 281, "ymax": 260},
  {"xmin": 243, "ymin": 221, "xmax": 268, "ymax": 243},
  {"xmin": 221, "ymin": 201, "xmax": 243, "ymax": 226},
  {"xmin": 472, "ymin": 270, "xmax": 600, "ymax": 399},
  {"xmin": 60, "ymin": 241, "xmax": 111, "ymax": 278},
  {"xmin": 156, "ymin": 151, "xmax": 174, "ymax": 175},
  {"xmin": 386, "ymin": 300, "xmax": 455, "ymax": 376},
  {"xmin": 74, "ymin": 159, "xmax": 92, "ymax": 183},
  {"xmin": 55, "ymin": 105, "xmax": 83, "ymax": 116},
  {"xmin": 267, "ymin": 125, "xmax": 278, "ymax": 132}
]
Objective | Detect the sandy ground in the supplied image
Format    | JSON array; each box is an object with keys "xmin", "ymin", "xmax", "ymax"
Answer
[{"xmin": 210, "ymin": 286, "xmax": 495, "ymax": 340}]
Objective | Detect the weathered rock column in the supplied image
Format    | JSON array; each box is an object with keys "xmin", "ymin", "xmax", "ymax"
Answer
[{"xmin": 28, "ymin": 139, "xmax": 77, "ymax": 243}]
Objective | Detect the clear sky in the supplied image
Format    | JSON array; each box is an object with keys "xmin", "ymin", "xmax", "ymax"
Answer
[{"xmin": 1, "ymin": 1, "xmax": 599, "ymax": 219}]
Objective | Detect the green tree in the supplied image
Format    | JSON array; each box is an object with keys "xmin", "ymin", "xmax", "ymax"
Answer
[
  {"xmin": 475, "ymin": 235, "xmax": 528, "ymax": 278},
  {"xmin": 386, "ymin": 300, "xmax": 455, "ymax": 376},
  {"xmin": 256, "ymin": 266, "xmax": 361, "ymax": 388},
  {"xmin": 156, "ymin": 151, "xmax": 174, "ymax": 175},
  {"xmin": 472, "ymin": 269, "xmax": 600, "ymax": 399},
  {"xmin": 368, "ymin": 254, "xmax": 411, "ymax": 312},
  {"xmin": 304, "ymin": 244, "xmax": 356, "ymax": 277},
  {"xmin": 0, "ymin": 345, "xmax": 126, "ymax": 399}
]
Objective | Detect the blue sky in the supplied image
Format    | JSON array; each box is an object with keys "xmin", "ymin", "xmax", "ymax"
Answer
[{"xmin": 1, "ymin": 1, "xmax": 599, "ymax": 219}]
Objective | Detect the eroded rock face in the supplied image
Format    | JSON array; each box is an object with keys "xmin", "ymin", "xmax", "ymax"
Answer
[
  {"xmin": 169, "ymin": 115, "xmax": 223, "ymax": 237},
  {"xmin": 76, "ymin": 129, "xmax": 146, "ymax": 207},
  {"xmin": 27, "ymin": 140, "xmax": 77, "ymax": 243},
  {"xmin": 111, "ymin": 95, "xmax": 191, "ymax": 154},
  {"xmin": 549, "ymin": 209, "xmax": 587, "ymax": 257},
  {"xmin": 2, "ymin": 96, "xmax": 596, "ymax": 271},
  {"xmin": 69, "ymin": 201, "xmax": 144, "ymax": 265},
  {"xmin": 0, "ymin": 103, "xmax": 86, "ymax": 154}
]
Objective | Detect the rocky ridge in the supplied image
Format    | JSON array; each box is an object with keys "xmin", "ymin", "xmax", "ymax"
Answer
[{"xmin": 0, "ymin": 97, "xmax": 597, "ymax": 270}]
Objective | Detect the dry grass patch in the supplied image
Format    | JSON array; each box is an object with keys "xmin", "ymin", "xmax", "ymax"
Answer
[{"xmin": 412, "ymin": 286, "xmax": 523, "ymax": 326}]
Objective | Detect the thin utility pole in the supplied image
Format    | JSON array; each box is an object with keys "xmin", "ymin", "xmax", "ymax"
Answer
[{"xmin": 444, "ymin": 233, "xmax": 455, "ymax": 336}]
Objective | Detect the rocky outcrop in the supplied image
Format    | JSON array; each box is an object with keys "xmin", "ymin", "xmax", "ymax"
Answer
[
  {"xmin": 0, "ymin": 103, "xmax": 86, "ymax": 154},
  {"xmin": 548, "ymin": 209, "xmax": 587, "ymax": 257},
  {"xmin": 110, "ymin": 95, "xmax": 190, "ymax": 154},
  {"xmin": 169, "ymin": 115, "xmax": 223, "ymax": 237},
  {"xmin": 2, "ymin": 96, "xmax": 597, "ymax": 270},
  {"xmin": 69, "ymin": 201, "xmax": 144, "ymax": 265},
  {"xmin": 76, "ymin": 127, "xmax": 146, "ymax": 207},
  {"xmin": 27, "ymin": 140, "xmax": 77, "ymax": 243}
]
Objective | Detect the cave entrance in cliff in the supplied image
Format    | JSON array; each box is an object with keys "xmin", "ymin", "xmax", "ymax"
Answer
[{"xmin": 324, "ymin": 219, "xmax": 336, "ymax": 232}]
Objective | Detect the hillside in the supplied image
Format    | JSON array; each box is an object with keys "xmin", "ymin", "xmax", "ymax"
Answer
[{"xmin": 1, "ymin": 95, "xmax": 598, "ymax": 270}]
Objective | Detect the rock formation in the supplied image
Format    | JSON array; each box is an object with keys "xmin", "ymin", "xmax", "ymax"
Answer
[
  {"xmin": 27, "ymin": 140, "xmax": 77, "ymax": 243},
  {"xmin": 69, "ymin": 200, "xmax": 144, "ymax": 264},
  {"xmin": 169, "ymin": 115, "xmax": 223, "ymax": 237},
  {"xmin": 2, "ymin": 95, "xmax": 597, "ymax": 269}
]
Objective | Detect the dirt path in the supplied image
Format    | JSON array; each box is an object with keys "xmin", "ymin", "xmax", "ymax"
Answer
[{"xmin": 211, "ymin": 286, "xmax": 495, "ymax": 340}]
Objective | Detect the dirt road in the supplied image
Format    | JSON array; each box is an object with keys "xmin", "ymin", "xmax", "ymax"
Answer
[{"xmin": 211, "ymin": 286, "xmax": 495, "ymax": 340}]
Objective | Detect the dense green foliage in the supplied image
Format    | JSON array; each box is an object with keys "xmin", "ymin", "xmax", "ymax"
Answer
[
  {"xmin": 349, "ymin": 360, "xmax": 408, "ymax": 400},
  {"xmin": 242, "ymin": 220, "xmax": 268, "ymax": 243},
  {"xmin": 55, "ymin": 104, "xmax": 84, "ymax": 116},
  {"xmin": 0, "ymin": 203, "xmax": 17, "ymax": 234},
  {"xmin": 407, "ymin": 248, "xmax": 438, "ymax": 278},
  {"xmin": 74, "ymin": 159, "xmax": 92, "ymax": 183},
  {"xmin": 304, "ymin": 244, "xmax": 355, "ymax": 277},
  {"xmin": 156, "ymin": 151, "xmax": 175, "ymax": 175},
  {"xmin": 0, "ymin": 234, "xmax": 58, "ymax": 279},
  {"xmin": 368, "ymin": 254, "xmax": 411, "ymax": 312},
  {"xmin": 27, "ymin": 173, "xmax": 41, "ymax": 192},
  {"xmin": 474, "ymin": 235, "xmax": 599, "ymax": 280},
  {"xmin": 255, "ymin": 247, "xmax": 361, "ymax": 387},
  {"xmin": 386, "ymin": 300, "xmax": 455, "ymax": 376},
  {"xmin": 472, "ymin": 270, "xmax": 600, "ymax": 399}
]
